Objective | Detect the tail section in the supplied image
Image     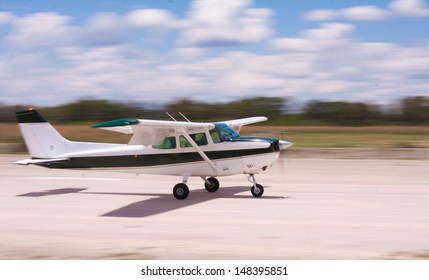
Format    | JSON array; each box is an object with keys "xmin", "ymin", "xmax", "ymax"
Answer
[
  {"xmin": 16, "ymin": 108, "xmax": 127, "ymax": 165},
  {"xmin": 16, "ymin": 109, "xmax": 69, "ymax": 158}
]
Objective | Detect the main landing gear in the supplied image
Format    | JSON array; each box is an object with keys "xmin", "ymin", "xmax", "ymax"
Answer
[
  {"xmin": 173, "ymin": 183, "xmax": 190, "ymax": 200},
  {"xmin": 204, "ymin": 177, "xmax": 220, "ymax": 193},
  {"xmin": 172, "ymin": 175, "xmax": 264, "ymax": 200},
  {"xmin": 173, "ymin": 176, "xmax": 221, "ymax": 200},
  {"xmin": 172, "ymin": 176, "xmax": 192, "ymax": 200}
]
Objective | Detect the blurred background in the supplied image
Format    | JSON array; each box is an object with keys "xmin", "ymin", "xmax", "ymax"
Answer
[{"xmin": 0, "ymin": 0, "xmax": 428, "ymax": 151}]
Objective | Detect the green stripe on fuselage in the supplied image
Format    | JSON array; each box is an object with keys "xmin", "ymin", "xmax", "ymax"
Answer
[{"xmin": 38, "ymin": 147, "xmax": 276, "ymax": 169}]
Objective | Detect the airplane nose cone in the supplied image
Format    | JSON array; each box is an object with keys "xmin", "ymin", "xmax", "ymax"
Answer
[{"xmin": 279, "ymin": 140, "xmax": 293, "ymax": 150}]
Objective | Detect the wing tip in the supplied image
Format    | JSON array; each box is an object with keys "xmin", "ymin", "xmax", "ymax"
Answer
[{"xmin": 92, "ymin": 118, "xmax": 139, "ymax": 128}]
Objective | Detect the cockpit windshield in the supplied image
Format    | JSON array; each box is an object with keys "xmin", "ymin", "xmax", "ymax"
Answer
[{"xmin": 213, "ymin": 123, "xmax": 240, "ymax": 142}]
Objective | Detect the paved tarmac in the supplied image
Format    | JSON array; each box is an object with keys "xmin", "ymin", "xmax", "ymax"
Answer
[{"xmin": 0, "ymin": 154, "xmax": 428, "ymax": 259}]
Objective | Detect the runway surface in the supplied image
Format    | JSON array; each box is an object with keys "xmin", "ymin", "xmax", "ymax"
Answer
[{"xmin": 0, "ymin": 154, "xmax": 428, "ymax": 259}]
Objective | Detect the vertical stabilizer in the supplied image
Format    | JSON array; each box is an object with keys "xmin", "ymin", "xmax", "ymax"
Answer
[{"xmin": 16, "ymin": 109, "xmax": 69, "ymax": 158}]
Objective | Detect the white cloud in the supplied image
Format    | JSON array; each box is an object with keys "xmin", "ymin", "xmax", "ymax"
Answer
[
  {"xmin": 173, "ymin": 47, "xmax": 207, "ymax": 60},
  {"xmin": 270, "ymin": 23, "xmax": 429, "ymax": 102},
  {"xmin": 0, "ymin": 12, "xmax": 15, "ymax": 25},
  {"xmin": 304, "ymin": 23, "xmax": 354, "ymax": 40},
  {"xmin": 75, "ymin": 9, "xmax": 182, "ymax": 47},
  {"xmin": 304, "ymin": 0, "xmax": 429, "ymax": 21},
  {"xmin": 271, "ymin": 23, "xmax": 354, "ymax": 52},
  {"xmin": 124, "ymin": 9, "xmax": 179, "ymax": 28},
  {"xmin": 342, "ymin": 6, "xmax": 390, "ymax": 20},
  {"xmin": 389, "ymin": 0, "xmax": 429, "ymax": 17},
  {"xmin": 7, "ymin": 13, "xmax": 78, "ymax": 49},
  {"xmin": 182, "ymin": 0, "xmax": 272, "ymax": 46},
  {"xmin": 83, "ymin": 13, "xmax": 127, "ymax": 46},
  {"xmin": 304, "ymin": 6, "xmax": 389, "ymax": 21}
]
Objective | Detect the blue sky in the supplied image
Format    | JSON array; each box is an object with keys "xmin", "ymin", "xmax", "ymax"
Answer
[{"xmin": 0, "ymin": 0, "xmax": 428, "ymax": 106}]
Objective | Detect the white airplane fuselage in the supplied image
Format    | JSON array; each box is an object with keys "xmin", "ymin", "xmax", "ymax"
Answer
[{"xmin": 25, "ymin": 135, "xmax": 282, "ymax": 177}]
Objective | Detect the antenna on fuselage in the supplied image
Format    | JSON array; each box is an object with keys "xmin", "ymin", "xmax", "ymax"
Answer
[
  {"xmin": 179, "ymin": 112, "xmax": 191, "ymax": 122},
  {"xmin": 166, "ymin": 112, "xmax": 177, "ymax": 121}
]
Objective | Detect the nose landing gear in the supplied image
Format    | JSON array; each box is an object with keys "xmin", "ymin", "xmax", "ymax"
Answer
[{"xmin": 249, "ymin": 174, "xmax": 264, "ymax": 198}]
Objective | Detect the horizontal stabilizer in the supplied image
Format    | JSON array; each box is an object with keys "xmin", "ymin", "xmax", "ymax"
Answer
[{"xmin": 14, "ymin": 158, "xmax": 70, "ymax": 166}]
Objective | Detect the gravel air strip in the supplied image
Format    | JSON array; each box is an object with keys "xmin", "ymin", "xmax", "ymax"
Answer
[{"xmin": 0, "ymin": 154, "xmax": 428, "ymax": 259}]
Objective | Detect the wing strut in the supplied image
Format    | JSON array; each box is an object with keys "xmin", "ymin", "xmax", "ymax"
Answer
[{"xmin": 181, "ymin": 130, "xmax": 220, "ymax": 173}]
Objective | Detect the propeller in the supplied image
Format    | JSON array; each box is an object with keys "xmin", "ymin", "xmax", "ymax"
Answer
[
  {"xmin": 258, "ymin": 129, "xmax": 293, "ymax": 175},
  {"xmin": 277, "ymin": 140, "xmax": 293, "ymax": 175},
  {"xmin": 279, "ymin": 140, "xmax": 293, "ymax": 150}
]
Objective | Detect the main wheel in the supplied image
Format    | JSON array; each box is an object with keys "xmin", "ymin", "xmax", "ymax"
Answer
[
  {"xmin": 250, "ymin": 184, "xmax": 264, "ymax": 197},
  {"xmin": 204, "ymin": 177, "xmax": 220, "ymax": 193},
  {"xmin": 173, "ymin": 183, "xmax": 190, "ymax": 200}
]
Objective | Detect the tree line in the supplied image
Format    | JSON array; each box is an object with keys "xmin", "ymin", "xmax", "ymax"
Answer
[{"xmin": 1, "ymin": 96, "xmax": 428, "ymax": 125}]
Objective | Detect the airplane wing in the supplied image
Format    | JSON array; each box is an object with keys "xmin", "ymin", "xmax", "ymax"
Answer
[
  {"xmin": 92, "ymin": 116, "xmax": 267, "ymax": 173},
  {"xmin": 219, "ymin": 116, "xmax": 267, "ymax": 133},
  {"xmin": 92, "ymin": 116, "xmax": 267, "ymax": 144},
  {"xmin": 92, "ymin": 118, "xmax": 215, "ymax": 145}
]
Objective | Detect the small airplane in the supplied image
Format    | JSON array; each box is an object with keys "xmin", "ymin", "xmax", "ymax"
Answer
[{"xmin": 15, "ymin": 108, "xmax": 293, "ymax": 199}]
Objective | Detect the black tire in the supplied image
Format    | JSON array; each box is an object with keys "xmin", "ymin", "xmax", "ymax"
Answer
[
  {"xmin": 173, "ymin": 183, "xmax": 190, "ymax": 200},
  {"xmin": 251, "ymin": 184, "xmax": 264, "ymax": 197},
  {"xmin": 204, "ymin": 177, "xmax": 220, "ymax": 193}
]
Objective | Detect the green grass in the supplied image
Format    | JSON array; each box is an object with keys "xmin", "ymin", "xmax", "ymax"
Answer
[
  {"xmin": 281, "ymin": 132, "xmax": 429, "ymax": 148},
  {"xmin": 242, "ymin": 126, "xmax": 429, "ymax": 148},
  {"xmin": 1, "ymin": 123, "xmax": 129, "ymax": 144},
  {"xmin": 2, "ymin": 123, "xmax": 429, "ymax": 149}
]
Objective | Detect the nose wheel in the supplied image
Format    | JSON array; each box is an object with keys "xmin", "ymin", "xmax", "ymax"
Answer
[
  {"xmin": 251, "ymin": 184, "xmax": 264, "ymax": 197},
  {"xmin": 249, "ymin": 174, "xmax": 264, "ymax": 197}
]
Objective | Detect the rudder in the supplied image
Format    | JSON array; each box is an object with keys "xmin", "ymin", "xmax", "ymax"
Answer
[{"xmin": 16, "ymin": 109, "xmax": 69, "ymax": 158}]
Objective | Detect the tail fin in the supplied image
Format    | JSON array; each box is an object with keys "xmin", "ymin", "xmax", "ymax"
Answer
[{"xmin": 16, "ymin": 109, "xmax": 69, "ymax": 158}]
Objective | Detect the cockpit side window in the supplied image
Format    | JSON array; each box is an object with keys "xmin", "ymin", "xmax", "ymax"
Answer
[
  {"xmin": 180, "ymin": 133, "xmax": 208, "ymax": 148},
  {"xmin": 210, "ymin": 130, "xmax": 222, "ymax": 144},
  {"xmin": 153, "ymin": 136, "xmax": 177, "ymax": 149}
]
